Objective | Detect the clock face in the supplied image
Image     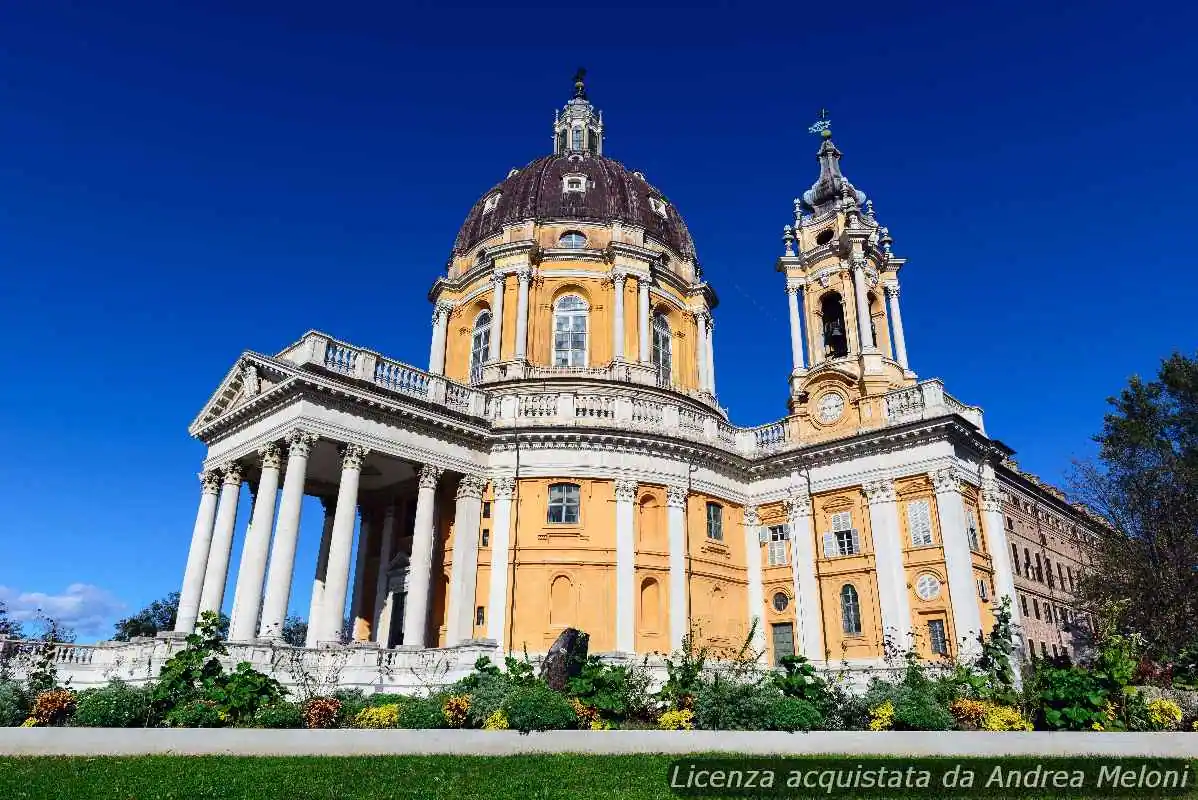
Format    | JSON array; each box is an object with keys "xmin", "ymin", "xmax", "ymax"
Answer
[
  {"xmin": 816, "ymin": 392, "xmax": 845, "ymax": 424},
  {"xmin": 916, "ymin": 574, "xmax": 941, "ymax": 601}
]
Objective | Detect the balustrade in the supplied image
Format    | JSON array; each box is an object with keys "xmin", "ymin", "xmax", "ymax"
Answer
[
  {"xmin": 324, "ymin": 343, "xmax": 359, "ymax": 376},
  {"xmin": 374, "ymin": 359, "xmax": 430, "ymax": 398},
  {"xmin": 575, "ymin": 395, "xmax": 615, "ymax": 419}
]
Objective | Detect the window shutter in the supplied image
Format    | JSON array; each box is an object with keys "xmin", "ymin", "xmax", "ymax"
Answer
[
  {"xmin": 822, "ymin": 532, "xmax": 836, "ymax": 558},
  {"xmin": 849, "ymin": 528, "xmax": 861, "ymax": 555}
]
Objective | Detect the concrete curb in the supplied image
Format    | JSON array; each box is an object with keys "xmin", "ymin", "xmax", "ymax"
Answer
[{"xmin": 1, "ymin": 729, "xmax": 1196, "ymax": 757}]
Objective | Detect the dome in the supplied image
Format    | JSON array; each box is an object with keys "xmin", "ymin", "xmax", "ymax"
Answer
[{"xmin": 452, "ymin": 151, "xmax": 697, "ymax": 261}]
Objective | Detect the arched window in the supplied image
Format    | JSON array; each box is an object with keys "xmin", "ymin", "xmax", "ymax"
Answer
[
  {"xmin": 821, "ymin": 293, "xmax": 849, "ymax": 358},
  {"xmin": 550, "ymin": 575, "xmax": 574, "ymax": 627},
  {"xmin": 558, "ymin": 230, "xmax": 587, "ymax": 249},
  {"xmin": 553, "ymin": 295, "xmax": 588, "ymax": 367},
  {"xmin": 547, "ymin": 482, "xmax": 581, "ymax": 524},
  {"xmin": 840, "ymin": 584, "xmax": 862, "ymax": 635},
  {"xmin": 470, "ymin": 310, "xmax": 491, "ymax": 383},
  {"xmin": 651, "ymin": 311, "xmax": 672, "ymax": 385}
]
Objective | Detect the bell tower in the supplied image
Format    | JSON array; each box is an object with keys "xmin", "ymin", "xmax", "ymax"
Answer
[{"xmin": 776, "ymin": 114, "xmax": 916, "ymax": 428}]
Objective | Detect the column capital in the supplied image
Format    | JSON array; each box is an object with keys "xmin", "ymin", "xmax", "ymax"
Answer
[
  {"xmin": 220, "ymin": 462, "xmax": 244, "ymax": 486},
  {"xmin": 456, "ymin": 473, "xmax": 486, "ymax": 500},
  {"xmin": 491, "ymin": 475, "xmax": 517, "ymax": 500},
  {"xmin": 490, "ymin": 270, "xmax": 508, "ymax": 287},
  {"xmin": 743, "ymin": 505, "xmax": 760, "ymax": 527},
  {"xmin": 883, "ymin": 281, "xmax": 900, "ymax": 297},
  {"xmin": 258, "ymin": 441, "xmax": 283, "ymax": 471},
  {"xmin": 514, "ymin": 265, "xmax": 533, "ymax": 282},
  {"xmin": 785, "ymin": 491, "xmax": 812, "ymax": 518},
  {"xmin": 285, "ymin": 428, "xmax": 318, "ymax": 458},
  {"xmin": 608, "ymin": 267, "xmax": 629, "ymax": 283},
  {"xmin": 863, "ymin": 478, "xmax": 897, "ymax": 505},
  {"xmin": 980, "ymin": 478, "xmax": 1003, "ymax": 513},
  {"xmin": 432, "ymin": 301, "xmax": 455, "ymax": 323},
  {"xmin": 666, "ymin": 485, "xmax": 687, "ymax": 509},
  {"xmin": 419, "ymin": 463, "xmax": 444, "ymax": 490},
  {"xmin": 785, "ymin": 282, "xmax": 805, "ymax": 296},
  {"xmin": 931, "ymin": 467, "xmax": 961, "ymax": 494},
  {"xmin": 614, "ymin": 478, "xmax": 638, "ymax": 503},
  {"xmin": 340, "ymin": 444, "xmax": 370, "ymax": 471},
  {"xmin": 198, "ymin": 469, "xmax": 222, "ymax": 495}
]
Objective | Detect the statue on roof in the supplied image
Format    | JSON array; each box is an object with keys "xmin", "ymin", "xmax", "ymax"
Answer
[{"xmin": 573, "ymin": 68, "xmax": 587, "ymax": 100}]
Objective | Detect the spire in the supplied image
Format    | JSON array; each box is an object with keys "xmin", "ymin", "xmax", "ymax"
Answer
[
  {"xmin": 799, "ymin": 109, "xmax": 867, "ymax": 216},
  {"xmin": 554, "ymin": 69, "xmax": 604, "ymax": 155}
]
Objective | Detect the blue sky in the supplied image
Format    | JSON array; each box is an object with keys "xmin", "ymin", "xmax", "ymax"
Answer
[{"xmin": 1, "ymin": 1, "xmax": 1194, "ymax": 640}]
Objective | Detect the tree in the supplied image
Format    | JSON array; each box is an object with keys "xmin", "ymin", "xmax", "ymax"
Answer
[
  {"xmin": 1071, "ymin": 351, "xmax": 1198, "ymax": 662},
  {"xmin": 281, "ymin": 616, "xmax": 307, "ymax": 647},
  {"xmin": 0, "ymin": 601, "xmax": 22, "ymax": 639},
  {"xmin": 112, "ymin": 593, "xmax": 230, "ymax": 641}
]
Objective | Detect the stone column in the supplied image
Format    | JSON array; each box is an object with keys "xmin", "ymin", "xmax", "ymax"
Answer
[
  {"xmin": 693, "ymin": 311, "xmax": 709, "ymax": 392},
  {"xmin": 371, "ymin": 503, "xmax": 398, "ymax": 643},
  {"xmin": 315, "ymin": 444, "xmax": 369, "ymax": 644},
  {"xmin": 980, "ymin": 465, "xmax": 1022, "ymax": 686},
  {"xmin": 488, "ymin": 272, "xmax": 505, "ymax": 362},
  {"xmin": 485, "ymin": 477, "xmax": 516, "ymax": 649},
  {"xmin": 852, "ymin": 261, "xmax": 874, "ymax": 352},
  {"xmin": 514, "ymin": 267, "xmax": 531, "ymax": 361},
  {"xmin": 743, "ymin": 506, "xmax": 766, "ymax": 653},
  {"xmin": 305, "ymin": 497, "xmax": 336, "ymax": 647},
  {"xmin": 198, "ymin": 462, "xmax": 243, "ymax": 620},
  {"xmin": 885, "ymin": 283, "xmax": 910, "ymax": 370},
  {"xmin": 638, "ymin": 276, "xmax": 651, "ymax": 363},
  {"xmin": 429, "ymin": 301, "xmax": 452, "ymax": 375},
  {"xmin": 258, "ymin": 429, "xmax": 316, "ymax": 641},
  {"xmin": 705, "ymin": 316, "xmax": 717, "ymax": 396},
  {"xmin": 403, "ymin": 464, "xmax": 443, "ymax": 647},
  {"xmin": 175, "ymin": 469, "xmax": 222, "ymax": 634},
  {"xmin": 229, "ymin": 443, "xmax": 283, "ymax": 642},
  {"xmin": 932, "ymin": 468, "xmax": 984, "ymax": 659},
  {"xmin": 864, "ymin": 478, "xmax": 913, "ymax": 651},
  {"xmin": 614, "ymin": 479, "xmax": 638, "ymax": 653},
  {"xmin": 666, "ymin": 485, "xmax": 688, "ymax": 652},
  {"xmin": 350, "ymin": 508, "xmax": 376, "ymax": 642},
  {"xmin": 446, "ymin": 474, "xmax": 486, "ymax": 645},
  {"xmin": 611, "ymin": 271, "xmax": 626, "ymax": 360},
  {"xmin": 786, "ymin": 491, "xmax": 821, "ymax": 660},
  {"xmin": 787, "ymin": 284, "xmax": 805, "ymax": 372}
]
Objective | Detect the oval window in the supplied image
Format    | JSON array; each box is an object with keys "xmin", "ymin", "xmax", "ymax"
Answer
[{"xmin": 772, "ymin": 592, "xmax": 789, "ymax": 612}]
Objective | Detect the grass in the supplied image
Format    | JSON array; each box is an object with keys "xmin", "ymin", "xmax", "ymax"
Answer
[{"xmin": 0, "ymin": 755, "xmax": 1195, "ymax": 800}]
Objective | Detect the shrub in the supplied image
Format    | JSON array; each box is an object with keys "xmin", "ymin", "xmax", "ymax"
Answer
[
  {"xmin": 463, "ymin": 674, "xmax": 511, "ymax": 728},
  {"xmin": 165, "ymin": 698, "xmax": 223, "ymax": 728},
  {"xmin": 251, "ymin": 701, "xmax": 305, "ymax": 729},
  {"xmin": 332, "ymin": 689, "xmax": 368, "ymax": 728},
  {"xmin": 566, "ymin": 657, "xmax": 653, "ymax": 722},
  {"xmin": 772, "ymin": 655, "xmax": 826, "ymax": 702},
  {"xmin": 1147, "ymin": 698, "xmax": 1183, "ymax": 731},
  {"xmin": 355, "ymin": 703, "xmax": 401, "ymax": 729},
  {"xmin": 659, "ymin": 633, "xmax": 706, "ymax": 711},
  {"xmin": 0, "ymin": 680, "xmax": 30, "ymax": 727},
  {"xmin": 868, "ymin": 700, "xmax": 894, "ymax": 731},
  {"xmin": 769, "ymin": 697, "xmax": 823, "ymax": 732},
  {"xmin": 694, "ymin": 675, "xmax": 779, "ymax": 731},
  {"xmin": 503, "ymin": 684, "xmax": 578, "ymax": 733},
  {"xmin": 442, "ymin": 694, "xmax": 471, "ymax": 728},
  {"xmin": 949, "ymin": 698, "xmax": 988, "ymax": 729},
  {"xmin": 569, "ymin": 697, "xmax": 600, "ymax": 728},
  {"xmin": 303, "ymin": 697, "xmax": 341, "ymax": 729},
  {"xmin": 21, "ymin": 717, "xmax": 38, "ymax": 727},
  {"xmin": 1031, "ymin": 664, "xmax": 1111, "ymax": 731},
  {"xmin": 32, "ymin": 689, "xmax": 76, "ymax": 726},
  {"xmin": 482, "ymin": 709, "xmax": 509, "ymax": 730},
  {"xmin": 397, "ymin": 696, "xmax": 447, "ymax": 729},
  {"xmin": 893, "ymin": 690, "xmax": 955, "ymax": 731},
  {"xmin": 981, "ymin": 704, "xmax": 1033, "ymax": 732},
  {"xmin": 206, "ymin": 661, "xmax": 286, "ymax": 725},
  {"xmin": 151, "ymin": 612, "xmax": 226, "ymax": 717},
  {"xmin": 657, "ymin": 708, "xmax": 694, "ymax": 730},
  {"xmin": 73, "ymin": 680, "xmax": 151, "ymax": 728}
]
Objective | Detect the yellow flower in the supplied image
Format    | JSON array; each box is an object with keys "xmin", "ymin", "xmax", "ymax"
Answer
[
  {"xmin": 483, "ymin": 709, "xmax": 509, "ymax": 730},
  {"xmin": 354, "ymin": 704, "xmax": 401, "ymax": 729},
  {"xmin": 980, "ymin": 704, "xmax": 1033, "ymax": 732},
  {"xmin": 657, "ymin": 709, "xmax": 695, "ymax": 731},
  {"xmin": 1091, "ymin": 721, "xmax": 1106, "ymax": 731},
  {"xmin": 949, "ymin": 698, "xmax": 988, "ymax": 727},
  {"xmin": 442, "ymin": 694, "xmax": 471, "ymax": 728},
  {"xmin": 1147, "ymin": 699, "xmax": 1183, "ymax": 730},
  {"xmin": 589, "ymin": 718, "xmax": 613, "ymax": 730},
  {"xmin": 20, "ymin": 717, "xmax": 38, "ymax": 728},
  {"xmin": 868, "ymin": 701, "xmax": 895, "ymax": 732}
]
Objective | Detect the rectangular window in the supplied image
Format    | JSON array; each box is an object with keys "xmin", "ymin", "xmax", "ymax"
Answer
[
  {"xmin": 705, "ymin": 503, "xmax": 723, "ymax": 541},
  {"xmin": 1046, "ymin": 558, "xmax": 1055, "ymax": 588},
  {"xmin": 1005, "ymin": 515, "xmax": 1014, "ymax": 531},
  {"xmin": 906, "ymin": 500, "xmax": 933, "ymax": 547},
  {"xmin": 1058, "ymin": 563, "xmax": 1066, "ymax": 590},
  {"xmin": 571, "ymin": 128, "xmax": 583, "ymax": 151},
  {"xmin": 1040, "ymin": 641, "xmax": 1049, "ymax": 658},
  {"xmin": 966, "ymin": 511, "xmax": 982, "ymax": 552},
  {"xmin": 547, "ymin": 483, "xmax": 581, "ymax": 524},
  {"xmin": 976, "ymin": 578, "xmax": 989, "ymax": 601},
  {"xmin": 1011, "ymin": 543, "xmax": 1020, "ymax": 575},
  {"xmin": 482, "ymin": 501, "xmax": 491, "ymax": 519},
  {"xmin": 767, "ymin": 525, "xmax": 789, "ymax": 566},
  {"xmin": 475, "ymin": 606, "xmax": 485, "ymax": 626},
  {"xmin": 1066, "ymin": 566, "xmax": 1074, "ymax": 592},
  {"xmin": 1033, "ymin": 598, "xmax": 1041, "ymax": 620},
  {"xmin": 1035, "ymin": 553, "xmax": 1043, "ymax": 582},
  {"xmin": 1020, "ymin": 594, "xmax": 1029, "ymax": 615},
  {"xmin": 823, "ymin": 511, "xmax": 859, "ymax": 557},
  {"xmin": 928, "ymin": 619, "xmax": 948, "ymax": 656},
  {"xmin": 480, "ymin": 529, "xmax": 490, "ymax": 547}
]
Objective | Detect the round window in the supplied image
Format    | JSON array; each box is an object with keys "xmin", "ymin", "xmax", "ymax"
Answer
[
  {"xmin": 772, "ymin": 592, "xmax": 789, "ymax": 612},
  {"xmin": 915, "ymin": 574, "xmax": 941, "ymax": 601}
]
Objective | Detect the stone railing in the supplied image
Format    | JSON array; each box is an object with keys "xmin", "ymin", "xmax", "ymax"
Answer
[{"xmin": 881, "ymin": 379, "xmax": 985, "ymax": 433}]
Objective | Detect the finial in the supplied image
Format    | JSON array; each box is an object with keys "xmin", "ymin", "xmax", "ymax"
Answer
[
  {"xmin": 782, "ymin": 225, "xmax": 795, "ymax": 257},
  {"xmin": 808, "ymin": 108, "xmax": 831, "ymax": 138},
  {"xmin": 864, "ymin": 198, "xmax": 875, "ymax": 219},
  {"xmin": 573, "ymin": 67, "xmax": 587, "ymax": 100}
]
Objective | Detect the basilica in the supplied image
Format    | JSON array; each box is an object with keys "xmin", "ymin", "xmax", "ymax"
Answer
[{"xmin": 152, "ymin": 76, "xmax": 1098, "ymax": 681}]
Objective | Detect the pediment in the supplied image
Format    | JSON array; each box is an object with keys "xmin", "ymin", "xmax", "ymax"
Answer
[{"xmin": 188, "ymin": 356, "xmax": 276, "ymax": 435}]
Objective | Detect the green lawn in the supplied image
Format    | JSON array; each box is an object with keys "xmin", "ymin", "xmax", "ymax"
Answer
[{"xmin": 0, "ymin": 755, "xmax": 1195, "ymax": 800}]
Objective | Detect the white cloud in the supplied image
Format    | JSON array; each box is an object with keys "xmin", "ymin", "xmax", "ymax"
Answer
[{"xmin": 0, "ymin": 583, "xmax": 127, "ymax": 639}]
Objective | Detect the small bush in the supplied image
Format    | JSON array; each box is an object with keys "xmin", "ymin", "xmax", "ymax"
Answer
[
  {"xmin": 769, "ymin": 697, "xmax": 823, "ymax": 732},
  {"xmin": 694, "ymin": 676, "xmax": 779, "ymax": 731},
  {"xmin": 251, "ymin": 702, "xmax": 305, "ymax": 729},
  {"xmin": 502, "ymin": 684, "xmax": 578, "ymax": 733},
  {"xmin": 892, "ymin": 690, "xmax": 954, "ymax": 731},
  {"xmin": 1147, "ymin": 698, "xmax": 1183, "ymax": 731},
  {"xmin": 657, "ymin": 708, "xmax": 695, "ymax": 730},
  {"xmin": 73, "ymin": 680, "xmax": 151, "ymax": 728},
  {"xmin": 32, "ymin": 689, "xmax": 76, "ymax": 726},
  {"xmin": 868, "ymin": 700, "xmax": 895, "ymax": 731},
  {"xmin": 331, "ymin": 689, "xmax": 368, "ymax": 728},
  {"xmin": 0, "ymin": 681, "xmax": 30, "ymax": 727},
  {"xmin": 482, "ymin": 709, "xmax": 509, "ymax": 730},
  {"xmin": 355, "ymin": 703, "xmax": 401, "ymax": 729},
  {"xmin": 950, "ymin": 698, "xmax": 1030, "ymax": 731},
  {"xmin": 165, "ymin": 698, "xmax": 223, "ymax": 728},
  {"xmin": 302, "ymin": 697, "xmax": 341, "ymax": 729},
  {"xmin": 397, "ymin": 696, "xmax": 447, "ymax": 729},
  {"xmin": 443, "ymin": 694, "xmax": 471, "ymax": 728},
  {"xmin": 464, "ymin": 674, "xmax": 511, "ymax": 728}
]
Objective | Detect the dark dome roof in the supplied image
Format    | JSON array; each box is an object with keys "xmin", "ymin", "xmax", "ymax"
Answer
[{"xmin": 453, "ymin": 152, "xmax": 696, "ymax": 260}]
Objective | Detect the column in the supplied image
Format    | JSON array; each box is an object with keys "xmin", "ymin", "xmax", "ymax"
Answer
[
  {"xmin": 446, "ymin": 474, "xmax": 486, "ymax": 645},
  {"xmin": 694, "ymin": 311, "xmax": 709, "ymax": 392},
  {"xmin": 743, "ymin": 506, "xmax": 766, "ymax": 653},
  {"xmin": 488, "ymin": 272, "xmax": 505, "ymax": 362},
  {"xmin": 371, "ymin": 503, "xmax": 398, "ymax": 643},
  {"xmin": 175, "ymin": 469, "xmax": 222, "ymax": 634},
  {"xmin": 852, "ymin": 261, "xmax": 874, "ymax": 352},
  {"xmin": 258, "ymin": 430, "xmax": 316, "ymax": 640},
  {"xmin": 666, "ymin": 485, "xmax": 688, "ymax": 652},
  {"xmin": 611, "ymin": 271, "xmax": 626, "ymax": 360},
  {"xmin": 885, "ymin": 283, "xmax": 910, "ymax": 370},
  {"xmin": 705, "ymin": 316, "xmax": 716, "ymax": 396},
  {"xmin": 229, "ymin": 443, "xmax": 283, "ymax": 641},
  {"xmin": 932, "ymin": 468, "xmax": 985, "ymax": 658},
  {"xmin": 403, "ymin": 463, "xmax": 443, "ymax": 647},
  {"xmin": 786, "ymin": 491, "xmax": 821, "ymax": 660},
  {"xmin": 787, "ymin": 284, "xmax": 806, "ymax": 372},
  {"xmin": 514, "ymin": 267, "xmax": 531, "ymax": 360},
  {"xmin": 486, "ymin": 477, "xmax": 516, "ymax": 649},
  {"xmin": 198, "ymin": 462, "xmax": 243, "ymax": 620},
  {"xmin": 980, "ymin": 469, "xmax": 1023, "ymax": 687},
  {"xmin": 349, "ymin": 508, "xmax": 376, "ymax": 641},
  {"xmin": 614, "ymin": 479, "xmax": 638, "ymax": 653},
  {"xmin": 428, "ymin": 302, "xmax": 451, "ymax": 375},
  {"xmin": 315, "ymin": 444, "xmax": 369, "ymax": 644},
  {"xmin": 637, "ymin": 276, "xmax": 651, "ymax": 362},
  {"xmin": 864, "ymin": 479, "xmax": 914, "ymax": 650},
  {"xmin": 304, "ymin": 497, "xmax": 336, "ymax": 647}
]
